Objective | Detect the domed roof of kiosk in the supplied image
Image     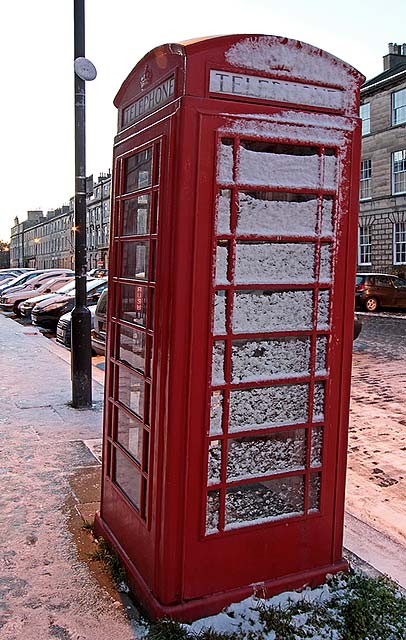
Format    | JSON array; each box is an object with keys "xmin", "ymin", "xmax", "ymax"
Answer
[{"xmin": 115, "ymin": 34, "xmax": 364, "ymax": 106}]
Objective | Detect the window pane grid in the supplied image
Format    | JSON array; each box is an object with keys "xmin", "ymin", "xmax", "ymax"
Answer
[
  {"xmin": 394, "ymin": 222, "xmax": 406, "ymax": 264},
  {"xmin": 360, "ymin": 103, "xmax": 370, "ymax": 136},
  {"xmin": 392, "ymin": 150, "xmax": 406, "ymax": 194},
  {"xmin": 392, "ymin": 89, "xmax": 406, "ymax": 126},
  {"xmin": 360, "ymin": 159, "xmax": 371, "ymax": 200},
  {"xmin": 358, "ymin": 226, "xmax": 372, "ymax": 265}
]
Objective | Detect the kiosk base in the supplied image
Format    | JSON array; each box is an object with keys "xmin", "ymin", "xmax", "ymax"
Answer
[{"xmin": 94, "ymin": 512, "xmax": 348, "ymax": 623}]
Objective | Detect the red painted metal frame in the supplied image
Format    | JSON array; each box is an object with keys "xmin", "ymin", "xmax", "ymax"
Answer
[{"xmin": 95, "ymin": 34, "xmax": 364, "ymax": 621}]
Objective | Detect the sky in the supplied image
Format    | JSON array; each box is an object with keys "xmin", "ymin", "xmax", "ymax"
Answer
[{"xmin": 1, "ymin": 0, "xmax": 405, "ymax": 241}]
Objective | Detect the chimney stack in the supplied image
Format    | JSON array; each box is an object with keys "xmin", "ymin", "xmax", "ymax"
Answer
[{"xmin": 383, "ymin": 42, "xmax": 406, "ymax": 71}]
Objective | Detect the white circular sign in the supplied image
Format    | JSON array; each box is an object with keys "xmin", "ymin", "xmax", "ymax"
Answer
[{"xmin": 74, "ymin": 57, "xmax": 97, "ymax": 81}]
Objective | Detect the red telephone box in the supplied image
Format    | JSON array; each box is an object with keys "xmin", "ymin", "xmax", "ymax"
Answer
[{"xmin": 95, "ymin": 34, "xmax": 364, "ymax": 621}]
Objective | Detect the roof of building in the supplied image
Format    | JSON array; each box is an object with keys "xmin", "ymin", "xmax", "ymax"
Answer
[{"xmin": 361, "ymin": 61, "xmax": 406, "ymax": 94}]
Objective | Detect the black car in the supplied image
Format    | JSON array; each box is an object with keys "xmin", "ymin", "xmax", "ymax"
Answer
[
  {"xmin": 32, "ymin": 278, "xmax": 107, "ymax": 330},
  {"xmin": 355, "ymin": 273, "xmax": 406, "ymax": 311},
  {"xmin": 56, "ymin": 305, "xmax": 97, "ymax": 349},
  {"xmin": 91, "ymin": 289, "xmax": 108, "ymax": 355}
]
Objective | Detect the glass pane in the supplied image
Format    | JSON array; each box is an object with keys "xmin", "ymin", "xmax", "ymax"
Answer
[
  {"xmin": 114, "ymin": 448, "xmax": 141, "ymax": 508},
  {"xmin": 217, "ymin": 139, "xmax": 233, "ymax": 184},
  {"xmin": 229, "ymin": 384, "xmax": 309, "ymax": 432},
  {"xmin": 320, "ymin": 198, "xmax": 334, "ymax": 236},
  {"xmin": 234, "ymin": 242, "xmax": 315, "ymax": 285},
  {"xmin": 237, "ymin": 192, "xmax": 318, "ymax": 237},
  {"xmin": 124, "ymin": 148, "xmax": 152, "ymax": 193},
  {"xmin": 309, "ymin": 472, "xmax": 321, "ymax": 512},
  {"xmin": 121, "ymin": 241, "xmax": 149, "ymax": 280},
  {"xmin": 122, "ymin": 195, "xmax": 151, "ymax": 236},
  {"xmin": 231, "ymin": 337, "xmax": 311, "ymax": 383},
  {"xmin": 323, "ymin": 154, "xmax": 337, "ymax": 190},
  {"xmin": 210, "ymin": 391, "xmax": 223, "ymax": 436},
  {"xmin": 208, "ymin": 440, "xmax": 221, "ymax": 485},
  {"xmin": 315, "ymin": 336, "xmax": 327, "ymax": 374},
  {"xmin": 212, "ymin": 341, "xmax": 225, "ymax": 385},
  {"xmin": 206, "ymin": 490, "xmax": 220, "ymax": 534},
  {"xmin": 311, "ymin": 427, "xmax": 323, "ymax": 467},
  {"xmin": 313, "ymin": 382, "xmax": 325, "ymax": 422},
  {"xmin": 225, "ymin": 476, "xmax": 305, "ymax": 528},
  {"xmin": 116, "ymin": 407, "xmax": 143, "ymax": 461},
  {"xmin": 319, "ymin": 244, "xmax": 332, "ymax": 283},
  {"xmin": 317, "ymin": 290, "xmax": 330, "ymax": 329},
  {"xmin": 216, "ymin": 189, "xmax": 231, "ymax": 235},
  {"xmin": 119, "ymin": 285, "xmax": 147, "ymax": 327},
  {"xmin": 233, "ymin": 290, "xmax": 313, "ymax": 333},
  {"xmin": 118, "ymin": 324, "xmax": 146, "ymax": 373},
  {"xmin": 215, "ymin": 242, "xmax": 229, "ymax": 285},
  {"xmin": 238, "ymin": 142, "xmax": 320, "ymax": 189},
  {"xmin": 213, "ymin": 291, "xmax": 226, "ymax": 335},
  {"xmin": 118, "ymin": 368, "xmax": 145, "ymax": 420},
  {"xmin": 227, "ymin": 430, "xmax": 306, "ymax": 481}
]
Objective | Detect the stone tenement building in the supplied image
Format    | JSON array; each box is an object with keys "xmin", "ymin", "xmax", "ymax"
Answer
[
  {"xmin": 10, "ymin": 172, "xmax": 111, "ymax": 271},
  {"xmin": 359, "ymin": 43, "xmax": 406, "ymax": 275}
]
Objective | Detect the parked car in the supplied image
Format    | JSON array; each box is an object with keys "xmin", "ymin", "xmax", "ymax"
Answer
[
  {"xmin": 0, "ymin": 275, "xmax": 74, "ymax": 315},
  {"xmin": 32, "ymin": 278, "xmax": 107, "ymax": 330},
  {"xmin": 355, "ymin": 273, "xmax": 406, "ymax": 311},
  {"xmin": 91, "ymin": 288, "xmax": 108, "ymax": 355},
  {"xmin": 87, "ymin": 268, "xmax": 108, "ymax": 278},
  {"xmin": 354, "ymin": 314, "xmax": 362, "ymax": 340},
  {"xmin": 0, "ymin": 269, "xmax": 24, "ymax": 282},
  {"xmin": 56, "ymin": 305, "xmax": 97, "ymax": 349},
  {"xmin": 0, "ymin": 268, "xmax": 72, "ymax": 298},
  {"xmin": 18, "ymin": 279, "xmax": 77, "ymax": 319}
]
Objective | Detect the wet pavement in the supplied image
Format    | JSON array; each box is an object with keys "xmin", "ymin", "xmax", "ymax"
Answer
[
  {"xmin": 345, "ymin": 310, "xmax": 406, "ymax": 587},
  {"xmin": 1, "ymin": 307, "xmax": 406, "ymax": 639}
]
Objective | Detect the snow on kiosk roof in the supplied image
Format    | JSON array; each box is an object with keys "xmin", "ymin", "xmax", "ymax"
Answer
[{"xmin": 114, "ymin": 34, "xmax": 365, "ymax": 129}]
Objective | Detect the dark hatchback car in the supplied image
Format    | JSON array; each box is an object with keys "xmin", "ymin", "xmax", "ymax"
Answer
[
  {"xmin": 91, "ymin": 289, "xmax": 108, "ymax": 355},
  {"xmin": 355, "ymin": 273, "xmax": 406, "ymax": 312},
  {"xmin": 32, "ymin": 279, "xmax": 107, "ymax": 330}
]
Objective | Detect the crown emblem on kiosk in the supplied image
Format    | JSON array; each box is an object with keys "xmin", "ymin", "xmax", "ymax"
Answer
[{"xmin": 140, "ymin": 64, "xmax": 153, "ymax": 90}]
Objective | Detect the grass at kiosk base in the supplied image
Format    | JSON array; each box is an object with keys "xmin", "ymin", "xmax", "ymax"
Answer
[{"xmin": 138, "ymin": 571, "xmax": 406, "ymax": 640}]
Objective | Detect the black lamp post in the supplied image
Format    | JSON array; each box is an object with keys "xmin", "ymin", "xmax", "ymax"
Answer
[{"xmin": 71, "ymin": 0, "xmax": 97, "ymax": 408}]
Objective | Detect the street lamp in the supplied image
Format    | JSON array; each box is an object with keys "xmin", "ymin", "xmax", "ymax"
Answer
[{"xmin": 34, "ymin": 237, "xmax": 40, "ymax": 269}]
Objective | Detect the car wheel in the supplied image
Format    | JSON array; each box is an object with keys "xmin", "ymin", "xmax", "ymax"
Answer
[
  {"xmin": 365, "ymin": 296, "xmax": 378, "ymax": 312},
  {"xmin": 13, "ymin": 301, "xmax": 22, "ymax": 316}
]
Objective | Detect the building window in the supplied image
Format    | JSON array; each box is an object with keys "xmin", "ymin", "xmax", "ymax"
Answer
[
  {"xmin": 394, "ymin": 222, "xmax": 406, "ymax": 264},
  {"xmin": 392, "ymin": 89, "xmax": 406, "ymax": 126},
  {"xmin": 358, "ymin": 226, "xmax": 372, "ymax": 265},
  {"xmin": 392, "ymin": 150, "xmax": 406, "ymax": 194},
  {"xmin": 360, "ymin": 159, "xmax": 372, "ymax": 199},
  {"xmin": 360, "ymin": 103, "xmax": 370, "ymax": 136}
]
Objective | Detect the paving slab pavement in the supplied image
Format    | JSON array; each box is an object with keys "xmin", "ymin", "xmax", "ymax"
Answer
[{"xmin": 0, "ymin": 312, "xmax": 139, "ymax": 639}]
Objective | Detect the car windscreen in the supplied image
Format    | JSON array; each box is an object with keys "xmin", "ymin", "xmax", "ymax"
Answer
[{"xmin": 55, "ymin": 280, "xmax": 76, "ymax": 294}]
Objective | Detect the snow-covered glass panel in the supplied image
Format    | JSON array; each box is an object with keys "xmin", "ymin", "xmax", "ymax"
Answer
[
  {"xmin": 229, "ymin": 384, "xmax": 309, "ymax": 433},
  {"xmin": 216, "ymin": 190, "xmax": 231, "ymax": 235},
  {"xmin": 323, "ymin": 152, "xmax": 337, "ymax": 191},
  {"xmin": 217, "ymin": 139, "xmax": 234, "ymax": 183},
  {"xmin": 213, "ymin": 291, "xmax": 226, "ymax": 335},
  {"xmin": 313, "ymin": 382, "xmax": 325, "ymax": 422},
  {"xmin": 116, "ymin": 406, "xmax": 143, "ymax": 463},
  {"xmin": 210, "ymin": 391, "xmax": 223, "ymax": 436},
  {"xmin": 206, "ymin": 490, "xmax": 220, "ymax": 534},
  {"xmin": 233, "ymin": 290, "xmax": 313, "ymax": 334},
  {"xmin": 215, "ymin": 242, "xmax": 229, "ymax": 285},
  {"xmin": 212, "ymin": 341, "xmax": 225, "ymax": 385},
  {"xmin": 114, "ymin": 448, "xmax": 141, "ymax": 509},
  {"xmin": 309, "ymin": 473, "xmax": 321, "ymax": 512},
  {"xmin": 208, "ymin": 440, "xmax": 221, "ymax": 485},
  {"xmin": 225, "ymin": 476, "xmax": 305, "ymax": 528},
  {"xmin": 234, "ymin": 242, "xmax": 315, "ymax": 284},
  {"xmin": 237, "ymin": 192, "xmax": 319, "ymax": 237},
  {"xmin": 317, "ymin": 290, "xmax": 330, "ymax": 329},
  {"xmin": 238, "ymin": 142, "xmax": 320, "ymax": 190},
  {"xmin": 315, "ymin": 336, "xmax": 328, "ymax": 375},
  {"xmin": 320, "ymin": 198, "xmax": 334, "ymax": 237},
  {"xmin": 231, "ymin": 337, "xmax": 310, "ymax": 383},
  {"xmin": 227, "ymin": 430, "xmax": 306, "ymax": 481},
  {"xmin": 319, "ymin": 244, "xmax": 332, "ymax": 283},
  {"xmin": 311, "ymin": 427, "xmax": 323, "ymax": 467}
]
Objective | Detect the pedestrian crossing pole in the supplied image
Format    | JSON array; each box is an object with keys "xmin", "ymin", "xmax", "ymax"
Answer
[{"xmin": 71, "ymin": 0, "xmax": 97, "ymax": 408}]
